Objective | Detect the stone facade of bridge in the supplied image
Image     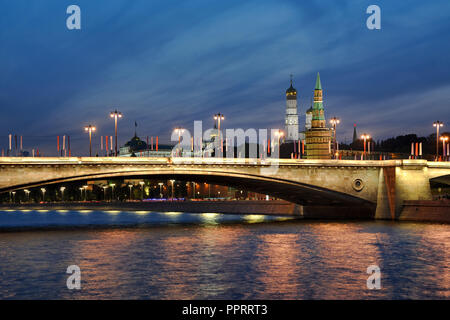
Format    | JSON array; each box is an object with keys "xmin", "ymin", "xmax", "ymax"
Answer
[{"xmin": 0, "ymin": 157, "xmax": 448, "ymax": 219}]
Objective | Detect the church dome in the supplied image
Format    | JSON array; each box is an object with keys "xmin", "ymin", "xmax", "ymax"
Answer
[
  {"xmin": 286, "ymin": 76, "xmax": 297, "ymax": 99},
  {"xmin": 286, "ymin": 83, "xmax": 297, "ymax": 94}
]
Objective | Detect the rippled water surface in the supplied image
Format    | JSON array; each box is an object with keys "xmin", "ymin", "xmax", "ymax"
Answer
[{"xmin": 0, "ymin": 210, "xmax": 448, "ymax": 299}]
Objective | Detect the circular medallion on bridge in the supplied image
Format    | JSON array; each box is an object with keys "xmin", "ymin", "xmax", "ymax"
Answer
[{"xmin": 352, "ymin": 179, "xmax": 364, "ymax": 192}]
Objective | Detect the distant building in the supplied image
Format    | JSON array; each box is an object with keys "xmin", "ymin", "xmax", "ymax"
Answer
[
  {"xmin": 119, "ymin": 129, "xmax": 217, "ymax": 158},
  {"xmin": 353, "ymin": 123, "xmax": 358, "ymax": 143},
  {"xmin": 119, "ymin": 134, "xmax": 173, "ymax": 157},
  {"xmin": 305, "ymin": 73, "xmax": 332, "ymax": 159},
  {"xmin": 299, "ymin": 104, "xmax": 313, "ymax": 141}
]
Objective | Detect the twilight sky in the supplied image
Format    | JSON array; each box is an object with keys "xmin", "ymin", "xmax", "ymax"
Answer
[{"xmin": 1, "ymin": 0, "xmax": 449, "ymax": 155}]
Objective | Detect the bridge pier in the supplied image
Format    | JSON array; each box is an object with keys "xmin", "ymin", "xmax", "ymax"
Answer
[
  {"xmin": 375, "ymin": 161, "xmax": 433, "ymax": 220},
  {"xmin": 375, "ymin": 167, "xmax": 395, "ymax": 220}
]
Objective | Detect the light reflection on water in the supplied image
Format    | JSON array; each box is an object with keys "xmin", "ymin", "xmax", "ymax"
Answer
[{"xmin": 0, "ymin": 210, "xmax": 448, "ymax": 299}]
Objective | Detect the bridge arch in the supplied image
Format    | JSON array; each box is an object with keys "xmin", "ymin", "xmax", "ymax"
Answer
[
  {"xmin": 1, "ymin": 168, "xmax": 373, "ymax": 208},
  {"xmin": 430, "ymin": 174, "xmax": 450, "ymax": 186}
]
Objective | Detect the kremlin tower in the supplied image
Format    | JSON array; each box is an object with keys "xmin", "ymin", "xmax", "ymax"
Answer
[{"xmin": 305, "ymin": 73, "xmax": 332, "ymax": 159}]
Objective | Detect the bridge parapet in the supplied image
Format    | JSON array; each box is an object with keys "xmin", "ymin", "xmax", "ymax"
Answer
[{"xmin": 0, "ymin": 156, "xmax": 414, "ymax": 167}]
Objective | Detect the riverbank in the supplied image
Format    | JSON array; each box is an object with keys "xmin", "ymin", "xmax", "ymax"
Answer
[
  {"xmin": 400, "ymin": 200, "xmax": 450, "ymax": 223},
  {"xmin": 0, "ymin": 200, "xmax": 374, "ymax": 219},
  {"xmin": 0, "ymin": 200, "xmax": 299, "ymax": 216},
  {"xmin": 0, "ymin": 200, "xmax": 448, "ymax": 223}
]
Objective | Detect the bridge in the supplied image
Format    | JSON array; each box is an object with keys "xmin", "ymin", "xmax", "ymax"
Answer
[{"xmin": 0, "ymin": 157, "xmax": 449, "ymax": 219}]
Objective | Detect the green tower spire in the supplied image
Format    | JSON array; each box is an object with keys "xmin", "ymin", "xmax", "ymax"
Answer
[
  {"xmin": 311, "ymin": 72, "xmax": 325, "ymax": 128},
  {"xmin": 315, "ymin": 72, "xmax": 322, "ymax": 90}
]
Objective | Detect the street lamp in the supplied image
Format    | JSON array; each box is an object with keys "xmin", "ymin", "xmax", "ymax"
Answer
[
  {"xmin": 158, "ymin": 182, "xmax": 164, "ymax": 199},
  {"xmin": 206, "ymin": 182, "xmax": 210, "ymax": 198},
  {"xmin": 41, "ymin": 188, "xmax": 46, "ymax": 202},
  {"xmin": 433, "ymin": 121, "xmax": 444, "ymax": 160},
  {"xmin": 214, "ymin": 113, "xmax": 225, "ymax": 154},
  {"xmin": 83, "ymin": 185, "xmax": 88, "ymax": 201},
  {"xmin": 103, "ymin": 186, "xmax": 108, "ymax": 201},
  {"xmin": 361, "ymin": 134, "xmax": 370, "ymax": 159},
  {"xmin": 60, "ymin": 186, "xmax": 66, "ymax": 202},
  {"xmin": 24, "ymin": 189, "xmax": 30, "ymax": 202},
  {"xmin": 110, "ymin": 110, "xmax": 123, "ymax": 156},
  {"xmin": 174, "ymin": 127, "xmax": 185, "ymax": 156},
  {"xmin": 192, "ymin": 182, "xmax": 196, "ymax": 199},
  {"xmin": 329, "ymin": 117, "xmax": 340, "ymax": 159},
  {"xmin": 170, "ymin": 179, "xmax": 175, "ymax": 200},
  {"xmin": 440, "ymin": 136, "xmax": 449, "ymax": 160},
  {"xmin": 84, "ymin": 125, "xmax": 96, "ymax": 157},
  {"xmin": 79, "ymin": 187, "xmax": 84, "ymax": 201},
  {"xmin": 110, "ymin": 183, "xmax": 116, "ymax": 201},
  {"xmin": 139, "ymin": 181, "xmax": 145, "ymax": 201},
  {"xmin": 12, "ymin": 191, "xmax": 16, "ymax": 203},
  {"xmin": 128, "ymin": 184, "xmax": 133, "ymax": 201},
  {"xmin": 275, "ymin": 130, "xmax": 284, "ymax": 146}
]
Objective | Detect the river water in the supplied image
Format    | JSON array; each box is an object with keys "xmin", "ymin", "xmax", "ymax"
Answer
[{"xmin": 0, "ymin": 209, "xmax": 448, "ymax": 299}]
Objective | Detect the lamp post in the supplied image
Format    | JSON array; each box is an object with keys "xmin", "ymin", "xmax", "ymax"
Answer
[
  {"xmin": 174, "ymin": 127, "xmax": 185, "ymax": 156},
  {"xmin": 128, "ymin": 185, "xmax": 133, "ymax": 201},
  {"xmin": 329, "ymin": 117, "xmax": 340, "ymax": 159},
  {"xmin": 170, "ymin": 179, "xmax": 175, "ymax": 200},
  {"xmin": 139, "ymin": 181, "xmax": 145, "ymax": 201},
  {"xmin": 275, "ymin": 130, "xmax": 284, "ymax": 147},
  {"xmin": 158, "ymin": 182, "xmax": 164, "ymax": 199},
  {"xmin": 110, "ymin": 110, "xmax": 123, "ymax": 156},
  {"xmin": 206, "ymin": 183, "xmax": 211, "ymax": 198},
  {"xmin": 60, "ymin": 186, "xmax": 66, "ymax": 202},
  {"xmin": 84, "ymin": 125, "xmax": 96, "ymax": 157},
  {"xmin": 83, "ymin": 185, "xmax": 88, "ymax": 201},
  {"xmin": 110, "ymin": 183, "xmax": 115, "ymax": 201},
  {"xmin": 440, "ymin": 136, "xmax": 449, "ymax": 160},
  {"xmin": 103, "ymin": 186, "xmax": 108, "ymax": 201},
  {"xmin": 361, "ymin": 134, "xmax": 370, "ymax": 160},
  {"xmin": 433, "ymin": 121, "xmax": 444, "ymax": 160},
  {"xmin": 24, "ymin": 189, "xmax": 30, "ymax": 203},
  {"xmin": 12, "ymin": 191, "xmax": 16, "ymax": 203},
  {"xmin": 214, "ymin": 113, "xmax": 225, "ymax": 154},
  {"xmin": 41, "ymin": 188, "xmax": 46, "ymax": 202}
]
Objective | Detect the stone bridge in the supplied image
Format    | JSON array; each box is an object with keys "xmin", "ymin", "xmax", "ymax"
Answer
[{"xmin": 0, "ymin": 157, "xmax": 449, "ymax": 219}]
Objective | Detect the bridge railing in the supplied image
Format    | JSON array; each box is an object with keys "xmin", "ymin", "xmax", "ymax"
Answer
[{"xmin": 0, "ymin": 156, "xmax": 430, "ymax": 168}]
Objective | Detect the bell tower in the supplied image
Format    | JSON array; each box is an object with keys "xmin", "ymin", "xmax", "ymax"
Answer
[{"xmin": 285, "ymin": 75, "xmax": 299, "ymax": 141}]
